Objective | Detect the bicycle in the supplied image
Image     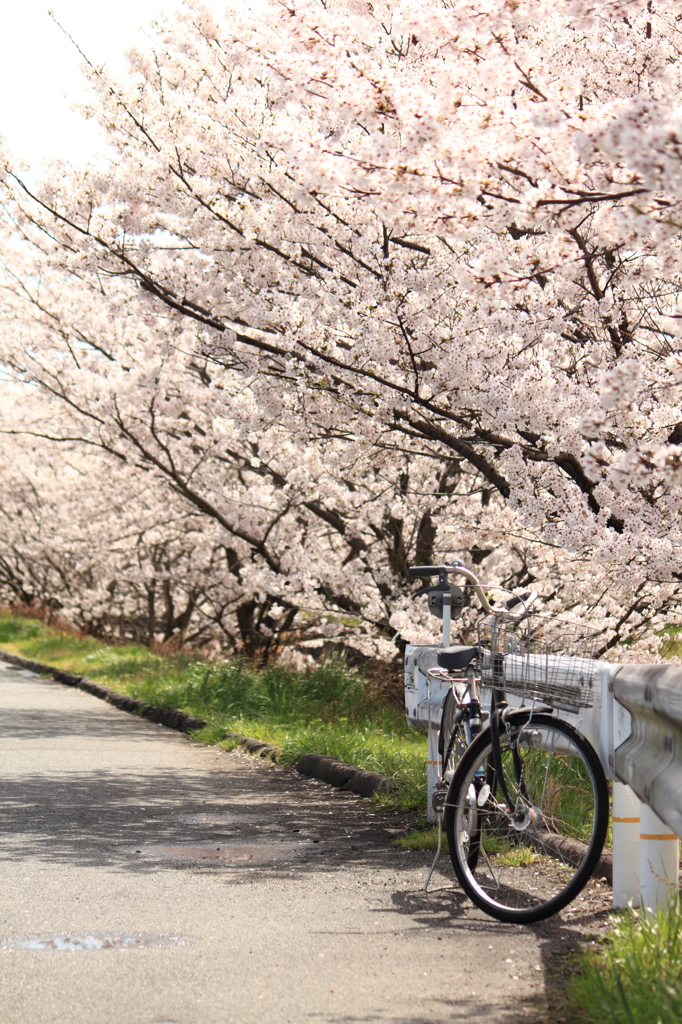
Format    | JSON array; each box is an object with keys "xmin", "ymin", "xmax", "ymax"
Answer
[{"xmin": 408, "ymin": 561, "xmax": 609, "ymax": 924}]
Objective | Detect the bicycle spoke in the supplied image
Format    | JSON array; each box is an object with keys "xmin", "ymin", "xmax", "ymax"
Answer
[{"xmin": 446, "ymin": 713, "xmax": 608, "ymax": 923}]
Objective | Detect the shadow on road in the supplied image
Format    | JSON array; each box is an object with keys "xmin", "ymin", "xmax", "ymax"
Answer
[
  {"xmin": 0, "ymin": 668, "xmax": 608, "ymax": 1024},
  {"xmin": 0, "ymin": 705, "xmax": 169, "ymax": 740}
]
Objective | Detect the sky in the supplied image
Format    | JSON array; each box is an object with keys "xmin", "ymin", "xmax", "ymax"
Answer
[{"xmin": 0, "ymin": 0, "xmax": 186, "ymax": 173}]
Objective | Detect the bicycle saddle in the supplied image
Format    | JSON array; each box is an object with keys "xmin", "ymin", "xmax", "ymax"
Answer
[{"xmin": 437, "ymin": 645, "xmax": 480, "ymax": 671}]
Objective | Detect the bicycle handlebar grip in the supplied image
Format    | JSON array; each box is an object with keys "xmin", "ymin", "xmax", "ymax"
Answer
[{"xmin": 408, "ymin": 565, "xmax": 443, "ymax": 577}]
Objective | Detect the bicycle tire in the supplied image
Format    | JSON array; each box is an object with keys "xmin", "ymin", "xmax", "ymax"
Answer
[{"xmin": 445, "ymin": 711, "xmax": 608, "ymax": 924}]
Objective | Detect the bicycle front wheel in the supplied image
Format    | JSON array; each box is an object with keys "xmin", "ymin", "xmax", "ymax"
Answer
[{"xmin": 445, "ymin": 711, "xmax": 608, "ymax": 924}]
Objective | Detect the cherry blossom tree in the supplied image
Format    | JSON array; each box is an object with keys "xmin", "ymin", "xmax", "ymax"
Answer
[
  {"xmin": 0, "ymin": 391, "xmax": 240, "ymax": 646},
  {"xmin": 1, "ymin": 0, "xmax": 681, "ymax": 658}
]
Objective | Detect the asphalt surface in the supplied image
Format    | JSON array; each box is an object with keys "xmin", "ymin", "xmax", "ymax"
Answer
[{"xmin": 0, "ymin": 659, "xmax": 612, "ymax": 1024}]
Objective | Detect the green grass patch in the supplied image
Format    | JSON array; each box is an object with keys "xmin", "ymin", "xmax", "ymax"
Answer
[
  {"xmin": 0, "ymin": 615, "xmax": 174, "ymax": 681},
  {"xmin": 480, "ymin": 836, "xmax": 540, "ymax": 866},
  {"xmin": 0, "ymin": 613, "xmax": 427, "ymax": 810},
  {"xmin": 392, "ymin": 824, "xmax": 447, "ymax": 852},
  {"xmin": 569, "ymin": 900, "xmax": 682, "ymax": 1024}
]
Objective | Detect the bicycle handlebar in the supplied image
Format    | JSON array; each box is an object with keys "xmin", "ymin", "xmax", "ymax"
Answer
[{"xmin": 409, "ymin": 561, "xmax": 537, "ymax": 620}]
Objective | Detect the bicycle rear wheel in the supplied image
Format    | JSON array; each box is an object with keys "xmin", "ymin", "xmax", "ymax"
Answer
[
  {"xmin": 438, "ymin": 687, "xmax": 470, "ymax": 785},
  {"xmin": 445, "ymin": 711, "xmax": 608, "ymax": 924}
]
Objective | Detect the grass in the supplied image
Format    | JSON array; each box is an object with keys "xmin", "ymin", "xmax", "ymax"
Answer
[
  {"xmin": 569, "ymin": 900, "xmax": 682, "ymax": 1024},
  {"xmin": 392, "ymin": 823, "xmax": 446, "ymax": 851},
  {"xmin": 0, "ymin": 613, "xmax": 427, "ymax": 810},
  {"xmin": 479, "ymin": 836, "xmax": 540, "ymax": 866}
]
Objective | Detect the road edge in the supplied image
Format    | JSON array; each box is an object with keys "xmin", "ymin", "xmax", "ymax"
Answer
[{"xmin": 0, "ymin": 649, "xmax": 394, "ymax": 799}]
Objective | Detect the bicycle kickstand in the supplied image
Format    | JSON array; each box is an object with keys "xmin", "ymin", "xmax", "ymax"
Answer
[{"xmin": 424, "ymin": 786, "xmax": 447, "ymax": 892}]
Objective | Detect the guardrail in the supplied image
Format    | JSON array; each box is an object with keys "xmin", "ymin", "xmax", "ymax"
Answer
[
  {"xmin": 405, "ymin": 649, "xmax": 682, "ymax": 912},
  {"xmin": 606, "ymin": 663, "xmax": 682, "ymax": 911},
  {"xmin": 609, "ymin": 663, "xmax": 682, "ymax": 833}
]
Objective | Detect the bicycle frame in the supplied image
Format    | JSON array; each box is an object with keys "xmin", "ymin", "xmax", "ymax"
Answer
[
  {"xmin": 408, "ymin": 562, "xmax": 608, "ymax": 921},
  {"xmin": 410, "ymin": 563, "xmax": 539, "ymax": 890}
]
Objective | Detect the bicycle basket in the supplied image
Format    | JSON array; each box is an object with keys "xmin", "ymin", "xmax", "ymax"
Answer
[{"xmin": 477, "ymin": 616, "xmax": 602, "ymax": 711}]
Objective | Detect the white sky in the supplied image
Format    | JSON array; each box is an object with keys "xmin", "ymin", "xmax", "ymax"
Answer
[{"xmin": 0, "ymin": 1, "xmax": 187, "ymax": 173}]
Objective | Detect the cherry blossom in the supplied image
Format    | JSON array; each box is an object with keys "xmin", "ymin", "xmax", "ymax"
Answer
[{"xmin": 0, "ymin": 0, "xmax": 680, "ymax": 658}]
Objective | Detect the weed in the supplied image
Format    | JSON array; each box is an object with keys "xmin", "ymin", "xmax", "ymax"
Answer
[
  {"xmin": 495, "ymin": 845, "xmax": 538, "ymax": 868},
  {"xmin": 479, "ymin": 836, "xmax": 539, "ymax": 866},
  {"xmin": 392, "ymin": 825, "xmax": 446, "ymax": 851},
  {"xmin": 569, "ymin": 899, "xmax": 682, "ymax": 1024}
]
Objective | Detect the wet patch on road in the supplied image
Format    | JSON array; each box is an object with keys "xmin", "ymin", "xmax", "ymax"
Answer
[
  {"xmin": 0, "ymin": 933, "xmax": 189, "ymax": 951},
  {"xmin": 176, "ymin": 811, "xmax": 258, "ymax": 825},
  {"xmin": 129, "ymin": 840, "xmax": 322, "ymax": 864}
]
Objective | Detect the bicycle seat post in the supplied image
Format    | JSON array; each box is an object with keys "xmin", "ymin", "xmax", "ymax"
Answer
[{"xmin": 441, "ymin": 588, "xmax": 452, "ymax": 648}]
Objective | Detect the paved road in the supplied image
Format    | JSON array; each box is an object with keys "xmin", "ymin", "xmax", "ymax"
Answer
[{"xmin": 0, "ymin": 660, "xmax": 611, "ymax": 1024}]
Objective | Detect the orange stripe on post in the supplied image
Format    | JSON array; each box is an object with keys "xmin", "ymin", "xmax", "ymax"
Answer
[
  {"xmin": 640, "ymin": 833, "xmax": 679, "ymax": 841},
  {"xmin": 613, "ymin": 817, "xmax": 640, "ymax": 823}
]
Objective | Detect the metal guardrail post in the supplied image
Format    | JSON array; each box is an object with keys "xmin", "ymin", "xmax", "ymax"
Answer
[
  {"xmin": 597, "ymin": 664, "xmax": 641, "ymax": 907},
  {"xmin": 612, "ymin": 781, "xmax": 640, "ymax": 908},
  {"xmin": 426, "ymin": 725, "xmax": 441, "ymax": 824},
  {"xmin": 404, "ymin": 645, "xmax": 447, "ymax": 823},
  {"xmin": 640, "ymin": 803, "xmax": 679, "ymax": 914}
]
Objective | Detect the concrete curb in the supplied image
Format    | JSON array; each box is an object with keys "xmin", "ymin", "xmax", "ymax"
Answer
[
  {"xmin": 0, "ymin": 649, "xmax": 393, "ymax": 798},
  {"xmin": 296, "ymin": 753, "xmax": 394, "ymax": 797}
]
